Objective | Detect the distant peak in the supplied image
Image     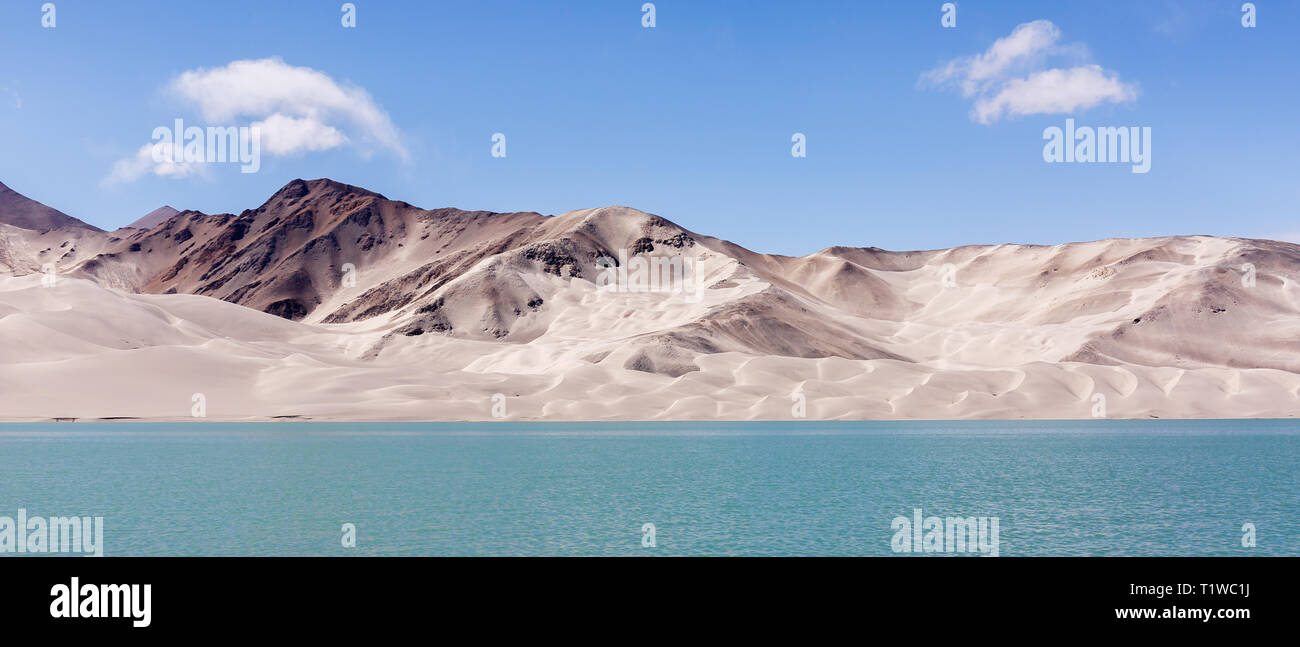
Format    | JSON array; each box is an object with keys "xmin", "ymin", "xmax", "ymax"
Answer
[
  {"xmin": 125, "ymin": 205, "xmax": 181, "ymax": 230},
  {"xmin": 269, "ymin": 178, "xmax": 387, "ymax": 203}
]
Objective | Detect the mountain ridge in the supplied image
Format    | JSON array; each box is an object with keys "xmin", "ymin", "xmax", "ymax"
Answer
[
  {"xmin": 1, "ymin": 177, "xmax": 1297, "ymax": 421},
  {"xmin": 0, "ymin": 180, "xmax": 102, "ymax": 233}
]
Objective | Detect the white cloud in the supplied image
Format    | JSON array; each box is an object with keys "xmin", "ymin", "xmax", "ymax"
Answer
[
  {"xmin": 252, "ymin": 113, "xmax": 349, "ymax": 156},
  {"xmin": 105, "ymin": 58, "xmax": 405, "ymax": 184},
  {"xmin": 925, "ymin": 20, "xmax": 1062, "ymax": 96},
  {"xmin": 922, "ymin": 20, "xmax": 1136, "ymax": 124},
  {"xmin": 973, "ymin": 65, "xmax": 1137, "ymax": 124},
  {"xmin": 169, "ymin": 58, "xmax": 405, "ymax": 158},
  {"xmin": 102, "ymin": 143, "xmax": 203, "ymax": 186}
]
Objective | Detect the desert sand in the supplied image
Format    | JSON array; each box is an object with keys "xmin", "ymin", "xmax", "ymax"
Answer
[{"xmin": 1, "ymin": 179, "xmax": 1297, "ymax": 421}]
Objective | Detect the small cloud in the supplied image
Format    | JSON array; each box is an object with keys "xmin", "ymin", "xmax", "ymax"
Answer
[
  {"xmin": 102, "ymin": 143, "xmax": 204, "ymax": 186},
  {"xmin": 922, "ymin": 20, "xmax": 1137, "ymax": 124},
  {"xmin": 105, "ymin": 58, "xmax": 406, "ymax": 184},
  {"xmin": 973, "ymin": 65, "xmax": 1137, "ymax": 125},
  {"xmin": 924, "ymin": 20, "xmax": 1063, "ymax": 96}
]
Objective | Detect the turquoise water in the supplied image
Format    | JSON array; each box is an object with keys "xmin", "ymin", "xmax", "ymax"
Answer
[{"xmin": 0, "ymin": 420, "xmax": 1295, "ymax": 556}]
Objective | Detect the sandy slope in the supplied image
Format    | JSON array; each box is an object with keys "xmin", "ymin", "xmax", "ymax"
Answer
[{"xmin": 0, "ymin": 266, "xmax": 1295, "ymax": 422}]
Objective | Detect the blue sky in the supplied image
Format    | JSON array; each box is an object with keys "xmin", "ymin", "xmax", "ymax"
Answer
[{"xmin": 0, "ymin": 0, "xmax": 1296, "ymax": 254}]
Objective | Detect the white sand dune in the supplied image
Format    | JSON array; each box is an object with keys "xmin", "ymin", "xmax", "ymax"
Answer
[{"xmin": 1, "ymin": 178, "xmax": 1297, "ymax": 421}]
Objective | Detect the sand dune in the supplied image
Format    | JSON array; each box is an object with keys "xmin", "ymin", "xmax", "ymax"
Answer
[{"xmin": 0, "ymin": 178, "xmax": 1297, "ymax": 421}]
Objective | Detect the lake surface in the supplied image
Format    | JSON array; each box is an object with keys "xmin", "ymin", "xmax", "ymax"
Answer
[{"xmin": 0, "ymin": 420, "xmax": 1295, "ymax": 556}]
